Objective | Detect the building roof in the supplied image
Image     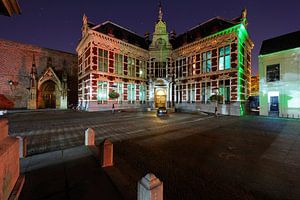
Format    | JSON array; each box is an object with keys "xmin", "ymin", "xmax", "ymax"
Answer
[
  {"xmin": 91, "ymin": 21, "xmax": 149, "ymax": 50},
  {"xmin": 171, "ymin": 17, "xmax": 238, "ymax": 49},
  {"xmin": 260, "ymin": 31, "xmax": 300, "ymax": 55}
]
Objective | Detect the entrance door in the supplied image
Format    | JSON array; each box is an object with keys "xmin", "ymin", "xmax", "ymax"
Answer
[
  {"xmin": 269, "ymin": 96, "xmax": 279, "ymax": 116},
  {"xmin": 44, "ymin": 94, "xmax": 56, "ymax": 108},
  {"xmin": 155, "ymin": 89, "xmax": 166, "ymax": 108},
  {"xmin": 41, "ymin": 80, "xmax": 57, "ymax": 108}
]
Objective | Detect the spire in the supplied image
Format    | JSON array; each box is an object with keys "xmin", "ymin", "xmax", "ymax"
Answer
[
  {"xmin": 158, "ymin": 1, "xmax": 163, "ymax": 21},
  {"xmin": 82, "ymin": 13, "xmax": 89, "ymax": 38},
  {"xmin": 31, "ymin": 54, "xmax": 37, "ymax": 75},
  {"xmin": 241, "ymin": 8, "xmax": 248, "ymax": 27}
]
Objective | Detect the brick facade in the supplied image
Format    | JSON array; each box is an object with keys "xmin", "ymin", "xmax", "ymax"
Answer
[{"xmin": 0, "ymin": 39, "xmax": 78, "ymax": 109}]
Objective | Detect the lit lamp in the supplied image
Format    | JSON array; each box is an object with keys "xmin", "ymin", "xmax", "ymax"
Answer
[{"xmin": 8, "ymin": 80, "xmax": 13, "ymax": 85}]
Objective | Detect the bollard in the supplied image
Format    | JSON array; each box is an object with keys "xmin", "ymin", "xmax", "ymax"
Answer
[
  {"xmin": 100, "ymin": 139, "xmax": 113, "ymax": 167},
  {"xmin": 16, "ymin": 136, "xmax": 28, "ymax": 158},
  {"xmin": 138, "ymin": 173, "xmax": 163, "ymax": 200},
  {"xmin": 85, "ymin": 128, "xmax": 95, "ymax": 146}
]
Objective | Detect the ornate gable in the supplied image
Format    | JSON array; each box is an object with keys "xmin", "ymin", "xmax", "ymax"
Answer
[{"xmin": 38, "ymin": 67, "xmax": 62, "ymax": 91}]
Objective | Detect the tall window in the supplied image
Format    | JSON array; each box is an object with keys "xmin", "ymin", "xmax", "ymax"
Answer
[
  {"xmin": 188, "ymin": 56, "xmax": 196, "ymax": 77},
  {"xmin": 219, "ymin": 45, "xmax": 230, "ymax": 70},
  {"xmin": 266, "ymin": 64, "xmax": 280, "ymax": 82},
  {"xmin": 202, "ymin": 51, "xmax": 211, "ymax": 73},
  {"xmin": 201, "ymin": 83, "xmax": 206, "ymax": 103},
  {"xmin": 139, "ymin": 61, "xmax": 147, "ymax": 79},
  {"xmin": 128, "ymin": 57, "xmax": 135, "ymax": 77},
  {"xmin": 219, "ymin": 80, "xmax": 230, "ymax": 103},
  {"xmin": 188, "ymin": 84, "xmax": 195, "ymax": 103},
  {"xmin": 139, "ymin": 85, "xmax": 146, "ymax": 102},
  {"xmin": 98, "ymin": 49, "xmax": 108, "ymax": 72},
  {"xmin": 127, "ymin": 83, "xmax": 135, "ymax": 102},
  {"xmin": 115, "ymin": 53, "xmax": 123, "ymax": 75},
  {"xmin": 115, "ymin": 82, "xmax": 123, "ymax": 102},
  {"xmin": 97, "ymin": 81, "xmax": 108, "ymax": 102},
  {"xmin": 201, "ymin": 82, "xmax": 211, "ymax": 103}
]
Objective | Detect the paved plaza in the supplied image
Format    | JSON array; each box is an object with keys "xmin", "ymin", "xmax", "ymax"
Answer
[{"xmin": 7, "ymin": 111, "xmax": 300, "ymax": 199}]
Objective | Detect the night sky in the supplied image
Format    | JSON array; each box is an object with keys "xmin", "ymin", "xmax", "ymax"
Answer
[{"xmin": 1, "ymin": 0, "xmax": 300, "ymax": 75}]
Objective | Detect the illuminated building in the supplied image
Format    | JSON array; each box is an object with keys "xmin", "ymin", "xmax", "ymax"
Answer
[
  {"xmin": 250, "ymin": 76, "xmax": 259, "ymax": 96},
  {"xmin": 259, "ymin": 31, "xmax": 300, "ymax": 117},
  {"xmin": 77, "ymin": 4, "xmax": 253, "ymax": 115}
]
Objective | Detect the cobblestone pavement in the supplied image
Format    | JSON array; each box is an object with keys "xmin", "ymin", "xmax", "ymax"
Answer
[
  {"xmin": 7, "ymin": 111, "xmax": 300, "ymax": 199},
  {"xmin": 7, "ymin": 110, "xmax": 209, "ymax": 155}
]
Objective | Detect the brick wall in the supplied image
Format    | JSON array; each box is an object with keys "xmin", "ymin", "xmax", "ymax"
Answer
[{"xmin": 0, "ymin": 39, "xmax": 78, "ymax": 109}]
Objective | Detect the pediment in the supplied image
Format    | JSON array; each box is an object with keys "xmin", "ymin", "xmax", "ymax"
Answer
[{"xmin": 38, "ymin": 67, "xmax": 62, "ymax": 90}]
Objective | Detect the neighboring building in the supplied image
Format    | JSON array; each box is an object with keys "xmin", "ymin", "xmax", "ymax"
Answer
[
  {"xmin": 250, "ymin": 76, "xmax": 259, "ymax": 96},
  {"xmin": 0, "ymin": 39, "xmax": 78, "ymax": 109},
  {"xmin": 0, "ymin": 0, "xmax": 20, "ymax": 16},
  {"xmin": 259, "ymin": 31, "xmax": 300, "ymax": 117},
  {"xmin": 77, "ymin": 4, "xmax": 253, "ymax": 115}
]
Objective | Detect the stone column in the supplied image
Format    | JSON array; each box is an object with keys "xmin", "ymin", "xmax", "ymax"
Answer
[
  {"xmin": 85, "ymin": 128, "xmax": 95, "ymax": 146},
  {"xmin": 100, "ymin": 139, "xmax": 113, "ymax": 167},
  {"xmin": 138, "ymin": 173, "xmax": 163, "ymax": 200}
]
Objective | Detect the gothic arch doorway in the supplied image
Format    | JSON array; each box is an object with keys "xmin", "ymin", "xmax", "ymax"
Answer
[
  {"xmin": 155, "ymin": 88, "xmax": 166, "ymax": 108},
  {"xmin": 40, "ymin": 80, "xmax": 57, "ymax": 108}
]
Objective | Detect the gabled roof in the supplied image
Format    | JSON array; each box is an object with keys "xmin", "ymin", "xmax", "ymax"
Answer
[
  {"xmin": 260, "ymin": 30, "xmax": 300, "ymax": 55},
  {"xmin": 91, "ymin": 21, "xmax": 149, "ymax": 50},
  {"xmin": 171, "ymin": 17, "xmax": 238, "ymax": 49}
]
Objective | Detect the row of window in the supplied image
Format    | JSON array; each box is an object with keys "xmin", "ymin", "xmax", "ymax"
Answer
[
  {"xmin": 175, "ymin": 45, "xmax": 231, "ymax": 78},
  {"xmin": 94, "ymin": 45, "xmax": 238, "ymax": 80},
  {"xmin": 97, "ymin": 81, "xmax": 146, "ymax": 103},
  {"xmin": 98, "ymin": 49, "xmax": 147, "ymax": 79},
  {"xmin": 176, "ymin": 80, "xmax": 231, "ymax": 103}
]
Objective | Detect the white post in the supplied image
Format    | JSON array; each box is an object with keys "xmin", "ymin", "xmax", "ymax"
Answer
[
  {"xmin": 16, "ymin": 136, "xmax": 27, "ymax": 158},
  {"xmin": 85, "ymin": 128, "xmax": 95, "ymax": 146},
  {"xmin": 138, "ymin": 173, "xmax": 163, "ymax": 200}
]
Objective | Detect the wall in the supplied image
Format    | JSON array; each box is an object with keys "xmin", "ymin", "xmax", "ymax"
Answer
[
  {"xmin": 259, "ymin": 47, "xmax": 300, "ymax": 117},
  {"xmin": 0, "ymin": 39, "xmax": 78, "ymax": 109}
]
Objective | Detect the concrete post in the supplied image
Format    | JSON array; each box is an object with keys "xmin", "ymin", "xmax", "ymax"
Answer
[
  {"xmin": 100, "ymin": 139, "xmax": 113, "ymax": 167},
  {"xmin": 85, "ymin": 128, "xmax": 95, "ymax": 146},
  {"xmin": 16, "ymin": 136, "xmax": 28, "ymax": 158},
  {"xmin": 138, "ymin": 173, "xmax": 163, "ymax": 200}
]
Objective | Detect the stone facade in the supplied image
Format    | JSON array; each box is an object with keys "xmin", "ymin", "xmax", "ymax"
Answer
[
  {"xmin": 0, "ymin": 39, "xmax": 78, "ymax": 109},
  {"xmin": 77, "ymin": 6, "xmax": 253, "ymax": 115}
]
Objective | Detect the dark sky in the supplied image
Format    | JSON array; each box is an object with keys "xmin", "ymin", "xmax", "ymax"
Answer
[{"xmin": 1, "ymin": 0, "xmax": 300, "ymax": 75}]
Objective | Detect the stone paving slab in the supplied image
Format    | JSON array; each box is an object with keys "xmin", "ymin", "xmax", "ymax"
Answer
[{"xmin": 20, "ymin": 146, "xmax": 122, "ymax": 200}]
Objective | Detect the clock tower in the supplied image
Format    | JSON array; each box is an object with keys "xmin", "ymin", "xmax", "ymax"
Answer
[{"xmin": 149, "ymin": 1, "xmax": 174, "ymax": 109}]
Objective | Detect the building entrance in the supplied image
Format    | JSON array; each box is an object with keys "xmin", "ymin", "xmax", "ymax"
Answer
[
  {"xmin": 41, "ymin": 80, "xmax": 57, "ymax": 108},
  {"xmin": 155, "ymin": 89, "xmax": 166, "ymax": 108},
  {"xmin": 269, "ymin": 96, "xmax": 279, "ymax": 116}
]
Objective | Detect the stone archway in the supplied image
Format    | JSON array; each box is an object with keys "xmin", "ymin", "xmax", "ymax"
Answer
[
  {"xmin": 155, "ymin": 88, "xmax": 166, "ymax": 108},
  {"xmin": 39, "ymin": 80, "xmax": 59, "ymax": 108}
]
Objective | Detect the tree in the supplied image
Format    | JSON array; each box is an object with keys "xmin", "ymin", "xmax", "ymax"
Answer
[{"xmin": 108, "ymin": 90, "xmax": 120, "ymax": 99}]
